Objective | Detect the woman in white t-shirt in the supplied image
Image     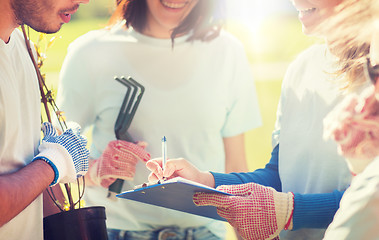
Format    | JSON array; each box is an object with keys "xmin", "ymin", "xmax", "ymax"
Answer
[{"xmin": 56, "ymin": 0, "xmax": 261, "ymax": 239}]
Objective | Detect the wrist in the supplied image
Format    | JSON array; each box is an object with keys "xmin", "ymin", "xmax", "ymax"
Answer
[
  {"xmin": 346, "ymin": 157, "xmax": 373, "ymax": 175},
  {"xmin": 199, "ymin": 171, "xmax": 215, "ymax": 188},
  {"xmin": 273, "ymin": 191, "xmax": 294, "ymax": 231},
  {"xmin": 36, "ymin": 142, "xmax": 75, "ymax": 183},
  {"xmin": 87, "ymin": 159, "xmax": 100, "ymax": 186},
  {"xmin": 32, "ymin": 157, "xmax": 59, "ymax": 186},
  {"xmin": 284, "ymin": 192, "xmax": 294, "ymax": 230}
]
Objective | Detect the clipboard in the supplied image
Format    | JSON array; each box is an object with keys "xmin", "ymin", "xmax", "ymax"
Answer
[{"xmin": 116, "ymin": 177, "xmax": 232, "ymax": 221}]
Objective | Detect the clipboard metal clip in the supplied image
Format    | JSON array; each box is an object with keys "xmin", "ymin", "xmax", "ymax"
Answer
[{"xmin": 133, "ymin": 180, "xmax": 163, "ymax": 190}]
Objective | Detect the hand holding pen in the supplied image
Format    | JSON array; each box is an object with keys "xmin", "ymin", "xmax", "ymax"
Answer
[
  {"xmin": 135, "ymin": 136, "xmax": 168, "ymax": 188},
  {"xmin": 161, "ymin": 136, "xmax": 167, "ymax": 181},
  {"xmin": 146, "ymin": 151, "xmax": 216, "ymax": 188}
]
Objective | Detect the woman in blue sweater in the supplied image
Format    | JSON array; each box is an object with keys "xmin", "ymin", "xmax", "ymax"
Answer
[{"xmin": 146, "ymin": 0, "xmax": 371, "ymax": 239}]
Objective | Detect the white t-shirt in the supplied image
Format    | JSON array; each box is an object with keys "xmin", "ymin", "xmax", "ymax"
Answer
[
  {"xmin": 57, "ymin": 23, "xmax": 261, "ymax": 237},
  {"xmin": 0, "ymin": 29, "xmax": 42, "ymax": 239},
  {"xmin": 323, "ymin": 156, "xmax": 379, "ymax": 240},
  {"xmin": 272, "ymin": 44, "xmax": 353, "ymax": 239}
]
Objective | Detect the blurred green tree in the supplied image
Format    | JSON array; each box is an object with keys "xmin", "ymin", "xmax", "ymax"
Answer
[{"xmin": 73, "ymin": 0, "xmax": 114, "ymax": 20}]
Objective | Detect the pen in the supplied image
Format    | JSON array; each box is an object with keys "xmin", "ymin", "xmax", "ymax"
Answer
[{"xmin": 161, "ymin": 136, "xmax": 167, "ymax": 181}]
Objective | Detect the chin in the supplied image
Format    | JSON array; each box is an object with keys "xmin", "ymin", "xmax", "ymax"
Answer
[
  {"xmin": 33, "ymin": 24, "xmax": 63, "ymax": 34},
  {"xmin": 302, "ymin": 27, "xmax": 313, "ymax": 36},
  {"xmin": 25, "ymin": 18, "xmax": 62, "ymax": 34},
  {"xmin": 301, "ymin": 24, "xmax": 320, "ymax": 37}
]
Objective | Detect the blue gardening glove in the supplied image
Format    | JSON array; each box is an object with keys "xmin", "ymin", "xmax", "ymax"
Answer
[{"xmin": 33, "ymin": 122, "xmax": 89, "ymax": 186}]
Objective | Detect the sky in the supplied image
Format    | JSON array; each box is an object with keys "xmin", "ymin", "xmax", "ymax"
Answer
[
  {"xmin": 226, "ymin": 0, "xmax": 295, "ymax": 17},
  {"xmin": 225, "ymin": 0, "xmax": 296, "ymax": 33}
]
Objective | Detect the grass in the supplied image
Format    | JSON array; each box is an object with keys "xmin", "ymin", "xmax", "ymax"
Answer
[
  {"xmin": 28, "ymin": 18, "xmax": 109, "ymax": 74},
  {"xmin": 245, "ymin": 80, "xmax": 282, "ymax": 170}
]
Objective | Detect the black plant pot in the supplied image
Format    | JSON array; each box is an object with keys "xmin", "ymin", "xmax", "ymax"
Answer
[{"xmin": 43, "ymin": 206, "xmax": 108, "ymax": 240}]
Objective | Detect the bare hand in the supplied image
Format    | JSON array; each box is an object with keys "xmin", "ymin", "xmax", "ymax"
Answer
[{"xmin": 146, "ymin": 158, "xmax": 215, "ymax": 187}]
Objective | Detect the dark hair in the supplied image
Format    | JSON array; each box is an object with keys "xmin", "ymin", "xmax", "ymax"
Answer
[{"xmin": 109, "ymin": 0, "xmax": 225, "ymax": 43}]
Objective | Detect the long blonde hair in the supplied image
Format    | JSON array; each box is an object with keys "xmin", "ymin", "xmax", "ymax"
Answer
[{"xmin": 323, "ymin": 0, "xmax": 379, "ymax": 89}]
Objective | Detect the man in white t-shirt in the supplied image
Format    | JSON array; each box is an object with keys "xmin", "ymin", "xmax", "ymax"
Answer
[{"xmin": 0, "ymin": 0, "xmax": 90, "ymax": 239}]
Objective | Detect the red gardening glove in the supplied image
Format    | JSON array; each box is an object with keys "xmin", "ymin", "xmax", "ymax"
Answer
[
  {"xmin": 193, "ymin": 183, "xmax": 294, "ymax": 240},
  {"xmin": 323, "ymin": 82, "xmax": 379, "ymax": 174},
  {"xmin": 88, "ymin": 140, "xmax": 150, "ymax": 188}
]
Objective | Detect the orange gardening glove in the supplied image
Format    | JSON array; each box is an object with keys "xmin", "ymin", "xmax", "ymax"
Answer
[
  {"xmin": 193, "ymin": 183, "xmax": 294, "ymax": 240},
  {"xmin": 88, "ymin": 140, "xmax": 150, "ymax": 188},
  {"xmin": 323, "ymin": 83, "xmax": 379, "ymax": 175}
]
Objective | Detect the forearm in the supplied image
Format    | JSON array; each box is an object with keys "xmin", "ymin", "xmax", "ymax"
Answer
[
  {"xmin": 292, "ymin": 190, "xmax": 345, "ymax": 230},
  {"xmin": 0, "ymin": 160, "xmax": 54, "ymax": 226},
  {"xmin": 84, "ymin": 159, "xmax": 97, "ymax": 187},
  {"xmin": 224, "ymin": 134, "xmax": 249, "ymax": 173},
  {"xmin": 212, "ymin": 144, "xmax": 281, "ymax": 191}
]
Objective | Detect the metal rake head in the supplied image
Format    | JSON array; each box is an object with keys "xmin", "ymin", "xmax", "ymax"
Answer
[{"xmin": 114, "ymin": 76, "xmax": 145, "ymax": 142}]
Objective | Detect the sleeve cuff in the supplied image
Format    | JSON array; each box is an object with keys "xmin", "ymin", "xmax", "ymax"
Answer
[
  {"xmin": 33, "ymin": 156, "xmax": 59, "ymax": 186},
  {"xmin": 211, "ymin": 171, "xmax": 245, "ymax": 187},
  {"xmin": 293, "ymin": 191, "xmax": 344, "ymax": 230}
]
